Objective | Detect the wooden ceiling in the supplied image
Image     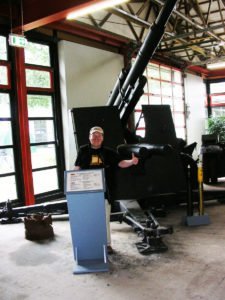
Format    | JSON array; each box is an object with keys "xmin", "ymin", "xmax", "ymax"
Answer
[{"xmin": 1, "ymin": 0, "xmax": 225, "ymax": 73}]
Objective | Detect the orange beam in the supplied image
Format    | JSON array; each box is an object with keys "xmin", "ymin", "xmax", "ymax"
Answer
[
  {"xmin": 14, "ymin": 0, "xmax": 104, "ymax": 32},
  {"xmin": 14, "ymin": 48, "xmax": 35, "ymax": 206}
]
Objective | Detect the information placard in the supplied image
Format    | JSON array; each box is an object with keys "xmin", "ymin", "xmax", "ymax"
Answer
[
  {"xmin": 65, "ymin": 169, "xmax": 108, "ymax": 274},
  {"xmin": 66, "ymin": 169, "xmax": 104, "ymax": 193}
]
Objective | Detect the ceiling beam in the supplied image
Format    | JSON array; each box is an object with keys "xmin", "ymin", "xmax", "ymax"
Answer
[
  {"xmin": 47, "ymin": 20, "xmax": 130, "ymax": 48},
  {"xmin": 151, "ymin": 0, "xmax": 225, "ymax": 43},
  {"xmin": 14, "ymin": 0, "xmax": 101, "ymax": 32}
]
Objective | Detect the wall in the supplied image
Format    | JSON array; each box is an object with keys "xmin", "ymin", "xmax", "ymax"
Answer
[
  {"xmin": 184, "ymin": 72, "xmax": 207, "ymax": 158},
  {"xmin": 58, "ymin": 41, "xmax": 124, "ymax": 169}
]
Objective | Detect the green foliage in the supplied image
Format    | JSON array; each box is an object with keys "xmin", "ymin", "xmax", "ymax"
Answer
[
  {"xmin": 28, "ymin": 95, "xmax": 50, "ymax": 108},
  {"xmin": 25, "ymin": 42, "xmax": 50, "ymax": 66},
  {"xmin": 208, "ymin": 116, "xmax": 225, "ymax": 142}
]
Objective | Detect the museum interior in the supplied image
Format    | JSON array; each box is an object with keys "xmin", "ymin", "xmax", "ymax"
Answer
[{"xmin": 1, "ymin": 1, "xmax": 225, "ymax": 299}]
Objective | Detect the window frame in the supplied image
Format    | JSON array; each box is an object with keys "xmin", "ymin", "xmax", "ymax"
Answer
[
  {"xmin": 24, "ymin": 38, "xmax": 64, "ymax": 200},
  {"xmin": 207, "ymin": 78, "xmax": 225, "ymax": 117},
  {"xmin": 0, "ymin": 31, "xmax": 65, "ymax": 206},
  {"xmin": 25, "ymin": 64, "xmax": 54, "ymax": 92},
  {"xmin": 134, "ymin": 61, "xmax": 186, "ymax": 140}
]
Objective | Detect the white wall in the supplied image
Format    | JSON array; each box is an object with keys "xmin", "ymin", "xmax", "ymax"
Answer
[
  {"xmin": 184, "ymin": 73, "xmax": 207, "ymax": 158},
  {"xmin": 58, "ymin": 41, "xmax": 124, "ymax": 169}
]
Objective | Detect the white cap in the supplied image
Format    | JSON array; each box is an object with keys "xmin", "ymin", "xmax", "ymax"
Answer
[{"xmin": 89, "ymin": 126, "xmax": 104, "ymax": 135}]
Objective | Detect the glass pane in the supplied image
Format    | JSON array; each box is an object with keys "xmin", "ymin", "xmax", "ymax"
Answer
[
  {"xmin": 174, "ymin": 98, "xmax": 184, "ymax": 112},
  {"xmin": 29, "ymin": 120, "xmax": 55, "ymax": 143},
  {"xmin": 33, "ymin": 168, "xmax": 58, "ymax": 194},
  {"xmin": 212, "ymin": 107, "xmax": 225, "ymax": 117},
  {"xmin": 161, "ymin": 82, "xmax": 172, "ymax": 96},
  {"xmin": 0, "ymin": 36, "xmax": 7, "ymax": 60},
  {"xmin": 174, "ymin": 113, "xmax": 185, "ymax": 127},
  {"xmin": 211, "ymin": 94, "xmax": 225, "ymax": 105},
  {"xmin": 0, "ymin": 175, "xmax": 17, "ymax": 202},
  {"xmin": 31, "ymin": 144, "xmax": 56, "ymax": 169},
  {"xmin": 176, "ymin": 127, "xmax": 185, "ymax": 140},
  {"xmin": 160, "ymin": 66, "xmax": 171, "ymax": 81},
  {"xmin": 144, "ymin": 83, "xmax": 149, "ymax": 93},
  {"xmin": 0, "ymin": 148, "xmax": 15, "ymax": 174},
  {"xmin": 26, "ymin": 69, "xmax": 51, "ymax": 88},
  {"xmin": 149, "ymin": 95, "xmax": 161, "ymax": 105},
  {"xmin": 0, "ymin": 121, "xmax": 12, "ymax": 146},
  {"xmin": 162, "ymin": 97, "xmax": 172, "ymax": 106},
  {"xmin": 134, "ymin": 111, "xmax": 145, "ymax": 128},
  {"xmin": 28, "ymin": 95, "xmax": 53, "ymax": 117},
  {"xmin": 149, "ymin": 79, "xmax": 161, "ymax": 94},
  {"xmin": 173, "ymin": 84, "xmax": 183, "ymax": 97},
  {"xmin": 147, "ymin": 63, "xmax": 160, "ymax": 78},
  {"xmin": 0, "ymin": 93, "xmax": 11, "ymax": 117},
  {"xmin": 136, "ymin": 128, "xmax": 145, "ymax": 138},
  {"xmin": 0, "ymin": 66, "xmax": 8, "ymax": 85},
  {"xmin": 135, "ymin": 94, "xmax": 149, "ymax": 109},
  {"xmin": 210, "ymin": 82, "xmax": 225, "ymax": 94},
  {"xmin": 25, "ymin": 42, "xmax": 50, "ymax": 66},
  {"xmin": 173, "ymin": 70, "xmax": 182, "ymax": 83}
]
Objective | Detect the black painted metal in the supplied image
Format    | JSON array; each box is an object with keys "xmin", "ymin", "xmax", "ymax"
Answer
[{"xmin": 108, "ymin": 0, "xmax": 178, "ymax": 123}]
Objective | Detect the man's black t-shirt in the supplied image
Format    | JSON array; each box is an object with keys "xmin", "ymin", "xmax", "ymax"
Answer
[
  {"xmin": 75, "ymin": 144, "xmax": 121, "ymax": 203},
  {"xmin": 75, "ymin": 144, "xmax": 121, "ymax": 169}
]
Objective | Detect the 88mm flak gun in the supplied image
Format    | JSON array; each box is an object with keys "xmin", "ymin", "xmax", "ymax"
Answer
[{"xmin": 1, "ymin": 0, "xmax": 182, "ymax": 254}]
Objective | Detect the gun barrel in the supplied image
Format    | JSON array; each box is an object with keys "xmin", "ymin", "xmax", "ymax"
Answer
[
  {"xmin": 113, "ymin": 0, "xmax": 178, "ymax": 110},
  {"xmin": 117, "ymin": 143, "xmax": 172, "ymax": 159},
  {"xmin": 107, "ymin": 66, "xmax": 131, "ymax": 106}
]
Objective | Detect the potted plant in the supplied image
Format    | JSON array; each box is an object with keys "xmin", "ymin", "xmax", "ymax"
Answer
[{"xmin": 207, "ymin": 116, "xmax": 225, "ymax": 143}]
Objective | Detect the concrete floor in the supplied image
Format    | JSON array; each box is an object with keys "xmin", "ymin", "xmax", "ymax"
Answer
[{"xmin": 1, "ymin": 200, "xmax": 225, "ymax": 300}]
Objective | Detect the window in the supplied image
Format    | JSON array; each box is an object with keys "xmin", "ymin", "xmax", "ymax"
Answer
[
  {"xmin": 134, "ymin": 62, "xmax": 185, "ymax": 139},
  {"xmin": 209, "ymin": 81, "xmax": 225, "ymax": 117},
  {"xmin": 0, "ymin": 35, "xmax": 65, "ymax": 206},
  {"xmin": 25, "ymin": 41, "xmax": 60, "ymax": 196},
  {"xmin": 0, "ymin": 35, "xmax": 18, "ymax": 201}
]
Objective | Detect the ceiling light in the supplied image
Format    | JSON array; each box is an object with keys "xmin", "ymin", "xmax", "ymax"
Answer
[
  {"xmin": 218, "ymin": 41, "xmax": 225, "ymax": 46},
  {"xmin": 207, "ymin": 61, "xmax": 225, "ymax": 70},
  {"xmin": 67, "ymin": 0, "xmax": 129, "ymax": 20}
]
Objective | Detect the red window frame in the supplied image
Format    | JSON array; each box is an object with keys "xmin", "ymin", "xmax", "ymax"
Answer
[{"xmin": 25, "ymin": 65, "xmax": 54, "ymax": 92}]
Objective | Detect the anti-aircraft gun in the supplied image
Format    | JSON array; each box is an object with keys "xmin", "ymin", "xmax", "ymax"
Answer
[
  {"xmin": 71, "ymin": 0, "xmax": 186, "ymax": 254},
  {"xmin": 1, "ymin": 0, "xmax": 187, "ymax": 254}
]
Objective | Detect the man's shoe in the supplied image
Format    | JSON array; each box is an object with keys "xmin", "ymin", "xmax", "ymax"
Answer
[{"xmin": 107, "ymin": 245, "xmax": 114, "ymax": 254}]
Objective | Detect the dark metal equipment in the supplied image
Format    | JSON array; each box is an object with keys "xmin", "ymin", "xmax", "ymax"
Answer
[
  {"xmin": 0, "ymin": 200, "xmax": 68, "ymax": 224},
  {"xmin": 1, "ymin": 0, "xmax": 181, "ymax": 254},
  {"xmin": 114, "ymin": 201, "xmax": 173, "ymax": 254},
  {"xmin": 107, "ymin": 0, "xmax": 179, "ymax": 126}
]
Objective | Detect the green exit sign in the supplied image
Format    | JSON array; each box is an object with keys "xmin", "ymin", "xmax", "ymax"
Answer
[{"xmin": 8, "ymin": 34, "xmax": 27, "ymax": 48}]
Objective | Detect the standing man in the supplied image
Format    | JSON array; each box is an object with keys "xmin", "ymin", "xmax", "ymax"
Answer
[{"xmin": 74, "ymin": 126, "xmax": 139, "ymax": 254}]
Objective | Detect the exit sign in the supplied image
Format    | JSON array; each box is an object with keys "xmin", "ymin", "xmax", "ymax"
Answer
[{"xmin": 8, "ymin": 34, "xmax": 27, "ymax": 48}]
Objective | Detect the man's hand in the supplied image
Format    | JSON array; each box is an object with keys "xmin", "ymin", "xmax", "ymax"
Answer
[
  {"xmin": 118, "ymin": 153, "xmax": 139, "ymax": 168},
  {"xmin": 131, "ymin": 153, "xmax": 139, "ymax": 165}
]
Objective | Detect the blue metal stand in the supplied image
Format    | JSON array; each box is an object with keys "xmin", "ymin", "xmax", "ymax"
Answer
[{"xmin": 65, "ymin": 170, "xmax": 108, "ymax": 274}]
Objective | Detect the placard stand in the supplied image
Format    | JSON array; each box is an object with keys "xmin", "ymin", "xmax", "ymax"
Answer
[{"xmin": 65, "ymin": 169, "xmax": 108, "ymax": 274}]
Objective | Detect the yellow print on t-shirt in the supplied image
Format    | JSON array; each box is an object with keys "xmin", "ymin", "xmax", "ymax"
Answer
[{"xmin": 90, "ymin": 155, "xmax": 103, "ymax": 166}]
